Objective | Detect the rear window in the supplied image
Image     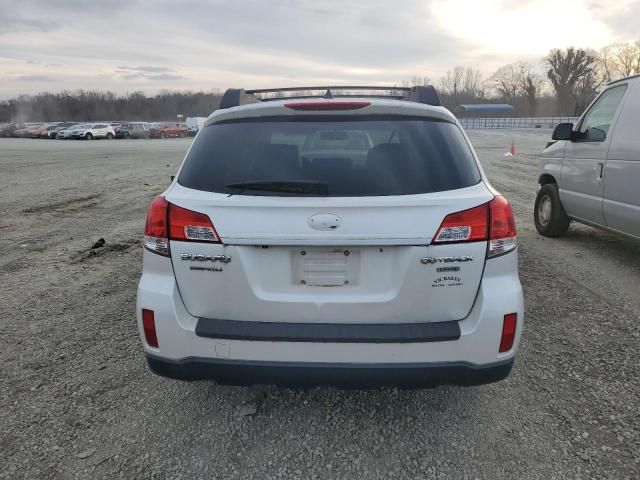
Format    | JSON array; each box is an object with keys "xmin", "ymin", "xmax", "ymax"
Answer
[{"xmin": 178, "ymin": 116, "xmax": 481, "ymax": 196}]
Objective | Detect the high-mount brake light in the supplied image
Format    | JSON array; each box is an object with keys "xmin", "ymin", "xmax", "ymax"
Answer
[
  {"xmin": 432, "ymin": 196, "xmax": 517, "ymax": 257},
  {"xmin": 168, "ymin": 204, "xmax": 221, "ymax": 243},
  {"xmin": 284, "ymin": 101, "xmax": 371, "ymax": 111},
  {"xmin": 144, "ymin": 196, "xmax": 169, "ymax": 256}
]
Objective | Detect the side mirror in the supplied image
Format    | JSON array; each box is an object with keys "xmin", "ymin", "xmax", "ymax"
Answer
[{"xmin": 552, "ymin": 122, "xmax": 573, "ymax": 141}]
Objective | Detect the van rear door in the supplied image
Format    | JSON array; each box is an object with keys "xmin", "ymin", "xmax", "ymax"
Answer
[{"xmin": 603, "ymin": 80, "xmax": 640, "ymax": 238}]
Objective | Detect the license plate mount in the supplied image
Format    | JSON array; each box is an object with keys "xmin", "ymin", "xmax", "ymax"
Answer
[{"xmin": 293, "ymin": 249, "xmax": 360, "ymax": 286}]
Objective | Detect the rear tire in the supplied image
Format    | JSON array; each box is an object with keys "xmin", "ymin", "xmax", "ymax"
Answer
[
  {"xmin": 534, "ymin": 183, "xmax": 570, "ymax": 237},
  {"xmin": 106, "ymin": 132, "xmax": 114, "ymax": 140}
]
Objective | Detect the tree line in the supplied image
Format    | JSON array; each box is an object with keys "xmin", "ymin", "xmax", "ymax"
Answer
[
  {"xmin": 405, "ymin": 42, "xmax": 640, "ymax": 116},
  {"xmin": 2, "ymin": 42, "xmax": 639, "ymax": 123},
  {"xmin": 0, "ymin": 90, "xmax": 223, "ymax": 123}
]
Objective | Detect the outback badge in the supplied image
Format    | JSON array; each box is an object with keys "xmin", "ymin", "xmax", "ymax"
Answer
[{"xmin": 420, "ymin": 256, "xmax": 473, "ymax": 264}]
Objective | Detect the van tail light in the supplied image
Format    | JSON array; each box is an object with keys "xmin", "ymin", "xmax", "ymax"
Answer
[
  {"xmin": 144, "ymin": 196, "xmax": 221, "ymax": 256},
  {"xmin": 488, "ymin": 196, "xmax": 517, "ymax": 258},
  {"xmin": 499, "ymin": 313, "xmax": 517, "ymax": 352},
  {"xmin": 144, "ymin": 196, "xmax": 170, "ymax": 256},
  {"xmin": 142, "ymin": 309, "xmax": 159, "ymax": 348},
  {"xmin": 432, "ymin": 196, "xmax": 517, "ymax": 258}
]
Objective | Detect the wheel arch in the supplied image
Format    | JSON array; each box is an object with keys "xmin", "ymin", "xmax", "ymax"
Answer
[{"xmin": 538, "ymin": 173, "xmax": 557, "ymax": 186}]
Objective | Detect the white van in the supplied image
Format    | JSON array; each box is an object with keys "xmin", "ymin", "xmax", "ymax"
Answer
[
  {"xmin": 186, "ymin": 117, "xmax": 207, "ymax": 137},
  {"xmin": 535, "ymin": 74, "xmax": 640, "ymax": 239}
]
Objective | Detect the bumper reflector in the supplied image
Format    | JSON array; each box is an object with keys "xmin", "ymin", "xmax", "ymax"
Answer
[
  {"xmin": 499, "ymin": 313, "xmax": 517, "ymax": 353},
  {"xmin": 142, "ymin": 309, "xmax": 159, "ymax": 348}
]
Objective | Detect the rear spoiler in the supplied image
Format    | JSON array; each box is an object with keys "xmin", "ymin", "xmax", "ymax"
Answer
[{"xmin": 219, "ymin": 85, "xmax": 441, "ymax": 110}]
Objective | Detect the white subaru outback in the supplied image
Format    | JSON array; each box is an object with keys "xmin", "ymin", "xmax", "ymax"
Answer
[{"xmin": 137, "ymin": 86, "xmax": 524, "ymax": 388}]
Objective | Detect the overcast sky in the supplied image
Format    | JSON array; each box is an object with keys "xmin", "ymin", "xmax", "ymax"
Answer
[{"xmin": 1, "ymin": 0, "xmax": 638, "ymax": 98}]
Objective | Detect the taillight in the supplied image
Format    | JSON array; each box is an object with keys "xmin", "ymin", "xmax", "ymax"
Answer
[
  {"xmin": 142, "ymin": 308, "xmax": 159, "ymax": 348},
  {"xmin": 168, "ymin": 204, "xmax": 220, "ymax": 242},
  {"xmin": 499, "ymin": 313, "xmax": 517, "ymax": 352},
  {"xmin": 284, "ymin": 101, "xmax": 371, "ymax": 111},
  {"xmin": 432, "ymin": 196, "xmax": 517, "ymax": 258},
  {"xmin": 433, "ymin": 203, "xmax": 489, "ymax": 243},
  {"xmin": 144, "ymin": 196, "xmax": 221, "ymax": 256},
  {"xmin": 144, "ymin": 196, "xmax": 169, "ymax": 256},
  {"xmin": 488, "ymin": 196, "xmax": 517, "ymax": 258}
]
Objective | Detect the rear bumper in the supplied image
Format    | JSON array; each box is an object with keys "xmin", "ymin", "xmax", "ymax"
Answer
[{"xmin": 146, "ymin": 353, "xmax": 514, "ymax": 388}]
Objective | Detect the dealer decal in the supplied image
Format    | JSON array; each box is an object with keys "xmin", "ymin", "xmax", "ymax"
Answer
[{"xmin": 432, "ymin": 275, "xmax": 464, "ymax": 288}]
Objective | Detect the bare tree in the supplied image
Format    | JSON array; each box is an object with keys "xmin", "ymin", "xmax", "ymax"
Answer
[
  {"xmin": 546, "ymin": 47, "xmax": 598, "ymax": 115},
  {"xmin": 410, "ymin": 76, "xmax": 431, "ymax": 87},
  {"xmin": 519, "ymin": 63, "xmax": 543, "ymax": 116},
  {"xmin": 438, "ymin": 66, "xmax": 466, "ymax": 106},
  {"xmin": 462, "ymin": 67, "xmax": 484, "ymax": 99},
  {"xmin": 614, "ymin": 41, "xmax": 640, "ymax": 77},
  {"xmin": 438, "ymin": 66, "xmax": 484, "ymax": 108},
  {"xmin": 489, "ymin": 62, "xmax": 522, "ymax": 104},
  {"xmin": 598, "ymin": 45, "xmax": 616, "ymax": 84}
]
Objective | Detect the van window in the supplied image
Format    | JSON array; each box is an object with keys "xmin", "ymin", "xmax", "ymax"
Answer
[
  {"xmin": 178, "ymin": 116, "xmax": 481, "ymax": 197},
  {"xmin": 577, "ymin": 85, "xmax": 627, "ymax": 141}
]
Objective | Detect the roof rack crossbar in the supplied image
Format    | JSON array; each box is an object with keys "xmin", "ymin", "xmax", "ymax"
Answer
[
  {"xmin": 245, "ymin": 86, "xmax": 411, "ymax": 94},
  {"xmin": 218, "ymin": 85, "xmax": 441, "ymax": 109}
]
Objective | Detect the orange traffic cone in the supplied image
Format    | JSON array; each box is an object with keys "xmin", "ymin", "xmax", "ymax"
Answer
[{"xmin": 504, "ymin": 140, "xmax": 516, "ymax": 157}]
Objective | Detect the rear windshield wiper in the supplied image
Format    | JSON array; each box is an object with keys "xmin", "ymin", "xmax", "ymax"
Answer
[{"xmin": 226, "ymin": 180, "xmax": 329, "ymax": 196}]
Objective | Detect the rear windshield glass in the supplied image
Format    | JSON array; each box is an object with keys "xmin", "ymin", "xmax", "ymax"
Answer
[{"xmin": 178, "ymin": 116, "xmax": 481, "ymax": 196}]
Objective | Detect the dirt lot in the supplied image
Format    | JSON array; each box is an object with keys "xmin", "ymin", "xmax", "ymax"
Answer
[{"xmin": 1, "ymin": 132, "xmax": 638, "ymax": 479}]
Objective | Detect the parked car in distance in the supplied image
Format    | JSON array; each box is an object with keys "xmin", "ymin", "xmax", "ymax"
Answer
[
  {"xmin": 137, "ymin": 85, "xmax": 524, "ymax": 388},
  {"xmin": 0, "ymin": 123, "xmax": 18, "ymax": 137},
  {"xmin": 69, "ymin": 123, "xmax": 116, "ymax": 140},
  {"xmin": 14, "ymin": 123, "xmax": 43, "ymax": 138},
  {"xmin": 57, "ymin": 124, "xmax": 83, "ymax": 139},
  {"xmin": 535, "ymin": 74, "xmax": 640, "ymax": 240},
  {"xmin": 49, "ymin": 122, "xmax": 79, "ymax": 139},
  {"xmin": 149, "ymin": 122, "xmax": 188, "ymax": 139},
  {"xmin": 35, "ymin": 123, "xmax": 63, "ymax": 138},
  {"xmin": 186, "ymin": 116, "xmax": 207, "ymax": 136},
  {"xmin": 115, "ymin": 122, "xmax": 150, "ymax": 139}
]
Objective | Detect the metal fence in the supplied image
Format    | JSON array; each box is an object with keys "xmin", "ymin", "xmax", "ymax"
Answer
[{"xmin": 458, "ymin": 116, "xmax": 579, "ymax": 129}]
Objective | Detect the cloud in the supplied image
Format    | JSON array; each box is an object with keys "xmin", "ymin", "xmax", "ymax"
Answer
[
  {"xmin": 117, "ymin": 66, "xmax": 174, "ymax": 73},
  {"xmin": 116, "ymin": 66, "xmax": 185, "ymax": 81},
  {"xmin": 0, "ymin": 0, "xmax": 638, "ymax": 97},
  {"xmin": 0, "ymin": 15, "xmax": 55, "ymax": 34},
  {"xmin": 15, "ymin": 74, "xmax": 56, "ymax": 82}
]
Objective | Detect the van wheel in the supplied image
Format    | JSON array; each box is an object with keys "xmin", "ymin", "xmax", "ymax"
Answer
[{"xmin": 534, "ymin": 183, "xmax": 571, "ymax": 237}]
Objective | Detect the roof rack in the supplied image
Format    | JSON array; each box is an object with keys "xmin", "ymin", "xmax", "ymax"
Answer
[{"xmin": 218, "ymin": 85, "xmax": 441, "ymax": 109}]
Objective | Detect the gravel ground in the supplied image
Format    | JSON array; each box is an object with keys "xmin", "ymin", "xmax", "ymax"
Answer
[{"xmin": 1, "ymin": 132, "xmax": 638, "ymax": 479}]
